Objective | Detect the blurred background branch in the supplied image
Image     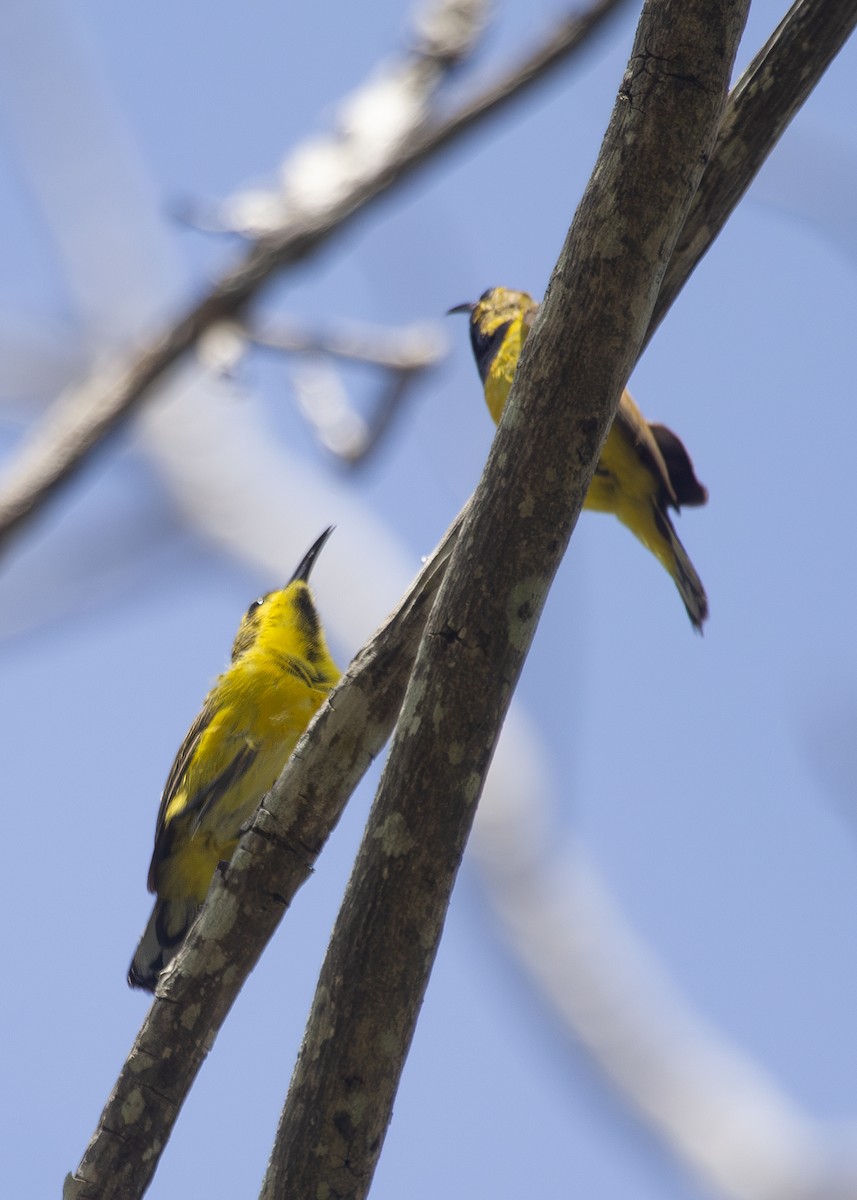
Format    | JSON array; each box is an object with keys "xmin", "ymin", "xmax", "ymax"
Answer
[
  {"xmin": 247, "ymin": 316, "xmax": 447, "ymax": 465},
  {"xmin": 473, "ymin": 806, "xmax": 857, "ymax": 1200},
  {"xmin": 0, "ymin": 0, "xmax": 627, "ymax": 555}
]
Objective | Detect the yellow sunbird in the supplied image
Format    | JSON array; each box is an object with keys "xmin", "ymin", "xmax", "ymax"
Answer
[
  {"xmin": 129, "ymin": 528, "xmax": 341, "ymax": 992},
  {"xmin": 450, "ymin": 287, "xmax": 709, "ymax": 630}
]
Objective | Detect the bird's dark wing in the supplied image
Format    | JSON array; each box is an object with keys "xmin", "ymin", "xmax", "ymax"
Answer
[
  {"xmin": 147, "ymin": 697, "xmax": 252, "ymax": 892},
  {"xmin": 648, "ymin": 422, "xmax": 708, "ymax": 508}
]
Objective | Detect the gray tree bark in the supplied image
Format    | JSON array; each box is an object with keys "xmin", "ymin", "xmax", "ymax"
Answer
[{"xmin": 259, "ymin": 2, "xmax": 749, "ymax": 1197}]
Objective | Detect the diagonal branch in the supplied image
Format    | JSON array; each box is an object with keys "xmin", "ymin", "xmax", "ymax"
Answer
[
  {"xmin": 0, "ymin": 0, "xmax": 626, "ymax": 557},
  {"xmin": 258, "ymin": 3, "xmax": 749, "ymax": 1198},
  {"xmin": 648, "ymin": 0, "xmax": 857, "ymax": 346}
]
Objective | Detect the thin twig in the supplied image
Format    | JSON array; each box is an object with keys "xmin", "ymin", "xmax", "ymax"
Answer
[
  {"xmin": 250, "ymin": 317, "xmax": 447, "ymax": 464},
  {"xmin": 249, "ymin": 317, "xmax": 446, "ymax": 372},
  {"xmin": 288, "ymin": 358, "xmax": 431, "ymax": 465},
  {"xmin": 0, "ymin": 0, "xmax": 627, "ymax": 556}
]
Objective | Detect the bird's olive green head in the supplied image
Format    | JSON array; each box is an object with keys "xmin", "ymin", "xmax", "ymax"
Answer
[
  {"xmin": 448, "ymin": 287, "xmax": 538, "ymax": 384},
  {"xmin": 229, "ymin": 528, "xmax": 339, "ymax": 686}
]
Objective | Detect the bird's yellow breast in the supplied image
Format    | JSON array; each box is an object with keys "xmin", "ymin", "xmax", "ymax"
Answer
[
  {"xmin": 587, "ymin": 409, "xmax": 655, "ymax": 511},
  {"xmin": 483, "ymin": 314, "xmax": 528, "ymax": 424},
  {"xmin": 157, "ymin": 649, "xmax": 336, "ymax": 904}
]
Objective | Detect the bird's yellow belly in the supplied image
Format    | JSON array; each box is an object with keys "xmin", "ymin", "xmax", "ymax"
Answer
[
  {"xmin": 156, "ymin": 721, "xmax": 307, "ymax": 904},
  {"xmin": 586, "ymin": 423, "xmax": 653, "ymax": 510},
  {"xmin": 584, "ymin": 426, "xmax": 671, "ymax": 569}
]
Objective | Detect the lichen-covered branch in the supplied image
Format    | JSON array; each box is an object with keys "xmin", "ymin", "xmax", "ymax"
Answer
[
  {"xmin": 258, "ymin": 4, "xmax": 749, "ymax": 1199},
  {"xmin": 648, "ymin": 0, "xmax": 857, "ymax": 345}
]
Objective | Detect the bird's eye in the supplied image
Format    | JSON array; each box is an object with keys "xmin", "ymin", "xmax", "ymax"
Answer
[{"xmin": 245, "ymin": 597, "xmax": 264, "ymax": 619}]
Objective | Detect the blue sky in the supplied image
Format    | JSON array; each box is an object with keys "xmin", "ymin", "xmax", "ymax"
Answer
[{"xmin": 1, "ymin": 1, "xmax": 856, "ymax": 1197}]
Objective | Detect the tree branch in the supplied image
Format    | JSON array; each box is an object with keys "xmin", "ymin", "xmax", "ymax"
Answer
[
  {"xmin": 0, "ymin": 0, "xmax": 626, "ymax": 556},
  {"xmin": 648, "ymin": 0, "xmax": 857, "ymax": 345},
  {"xmin": 259, "ymin": 3, "xmax": 748, "ymax": 1199}
]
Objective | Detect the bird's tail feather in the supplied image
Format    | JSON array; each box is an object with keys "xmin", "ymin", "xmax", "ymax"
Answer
[
  {"xmin": 128, "ymin": 896, "xmax": 199, "ymax": 992},
  {"xmin": 651, "ymin": 506, "xmax": 708, "ymax": 632}
]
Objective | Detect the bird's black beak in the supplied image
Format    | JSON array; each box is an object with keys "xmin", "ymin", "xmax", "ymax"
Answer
[
  {"xmin": 289, "ymin": 526, "xmax": 334, "ymax": 584},
  {"xmin": 447, "ymin": 301, "xmax": 475, "ymax": 316}
]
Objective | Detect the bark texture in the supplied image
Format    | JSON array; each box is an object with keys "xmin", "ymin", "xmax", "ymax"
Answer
[
  {"xmin": 260, "ymin": 3, "xmax": 749, "ymax": 1198},
  {"xmin": 649, "ymin": 0, "xmax": 857, "ymax": 342}
]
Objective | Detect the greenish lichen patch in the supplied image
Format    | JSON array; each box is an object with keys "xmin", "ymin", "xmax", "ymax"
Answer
[
  {"xmin": 180, "ymin": 1002, "xmax": 201, "ymax": 1031},
  {"xmin": 506, "ymin": 577, "xmax": 544, "ymax": 652},
  {"xmin": 219, "ymin": 963, "xmax": 239, "ymax": 991},
  {"xmin": 128, "ymin": 1051, "xmax": 150, "ymax": 1075},
  {"xmin": 345, "ymin": 1090, "xmax": 368, "ymax": 1125},
  {"xmin": 204, "ymin": 890, "xmax": 239, "ymax": 937},
  {"xmin": 305, "ymin": 987, "xmax": 336, "ymax": 1059},
  {"xmin": 121, "ymin": 1088, "xmax": 145, "ymax": 1126},
  {"xmin": 202, "ymin": 943, "xmax": 229, "ymax": 976},
  {"xmin": 372, "ymin": 811, "xmax": 415, "ymax": 858},
  {"xmin": 378, "ymin": 1028, "xmax": 400, "ymax": 1060},
  {"xmin": 396, "ymin": 674, "xmax": 428, "ymax": 738},
  {"xmin": 462, "ymin": 770, "xmax": 483, "ymax": 806}
]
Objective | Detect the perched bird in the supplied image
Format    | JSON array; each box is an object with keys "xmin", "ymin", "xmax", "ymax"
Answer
[
  {"xmin": 450, "ymin": 286, "xmax": 709, "ymax": 630},
  {"xmin": 129, "ymin": 528, "xmax": 340, "ymax": 991}
]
